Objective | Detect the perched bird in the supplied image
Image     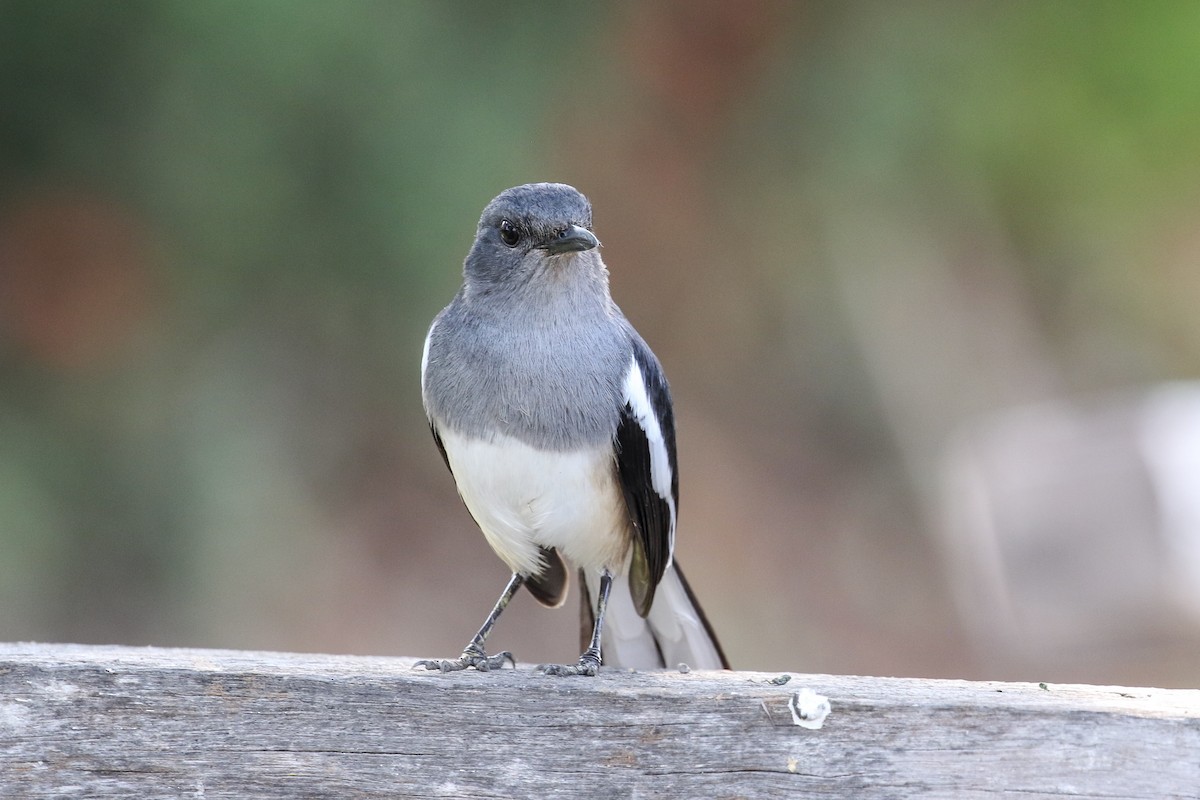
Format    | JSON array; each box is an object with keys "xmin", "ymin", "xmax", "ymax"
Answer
[{"xmin": 416, "ymin": 183, "xmax": 727, "ymax": 676}]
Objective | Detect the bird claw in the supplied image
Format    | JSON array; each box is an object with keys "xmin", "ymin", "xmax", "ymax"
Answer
[
  {"xmin": 536, "ymin": 651, "xmax": 601, "ymax": 677},
  {"xmin": 414, "ymin": 647, "xmax": 515, "ymax": 673}
]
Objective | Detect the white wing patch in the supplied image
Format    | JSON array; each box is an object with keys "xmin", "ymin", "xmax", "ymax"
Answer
[
  {"xmin": 622, "ymin": 354, "xmax": 677, "ymax": 563},
  {"xmin": 420, "ymin": 322, "xmax": 435, "ymax": 400}
]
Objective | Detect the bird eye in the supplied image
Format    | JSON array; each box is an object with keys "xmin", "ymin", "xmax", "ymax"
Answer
[{"xmin": 498, "ymin": 219, "xmax": 520, "ymax": 247}]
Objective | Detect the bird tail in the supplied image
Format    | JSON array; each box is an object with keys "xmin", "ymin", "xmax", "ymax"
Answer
[{"xmin": 581, "ymin": 561, "xmax": 729, "ymax": 670}]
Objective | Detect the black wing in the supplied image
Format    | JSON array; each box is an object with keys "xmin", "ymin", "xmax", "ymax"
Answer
[
  {"xmin": 613, "ymin": 334, "xmax": 678, "ymax": 617},
  {"xmin": 429, "ymin": 422, "xmax": 452, "ymax": 475}
]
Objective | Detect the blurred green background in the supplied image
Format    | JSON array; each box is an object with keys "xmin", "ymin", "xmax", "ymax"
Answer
[{"xmin": 4, "ymin": 0, "xmax": 1200, "ymax": 687}]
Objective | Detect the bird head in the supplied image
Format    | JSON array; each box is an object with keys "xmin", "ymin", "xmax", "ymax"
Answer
[{"xmin": 463, "ymin": 183, "xmax": 602, "ymax": 292}]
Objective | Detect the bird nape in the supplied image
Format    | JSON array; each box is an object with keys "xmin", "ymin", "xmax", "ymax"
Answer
[{"xmin": 416, "ymin": 182, "xmax": 727, "ymax": 676}]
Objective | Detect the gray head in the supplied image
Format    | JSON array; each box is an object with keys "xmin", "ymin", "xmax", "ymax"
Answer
[
  {"xmin": 428, "ymin": 182, "xmax": 629, "ymax": 447},
  {"xmin": 463, "ymin": 183, "xmax": 603, "ymax": 294}
]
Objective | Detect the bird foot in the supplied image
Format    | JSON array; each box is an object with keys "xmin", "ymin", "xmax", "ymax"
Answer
[
  {"xmin": 414, "ymin": 646, "xmax": 515, "ymax": 673},
  {"xmin": 536, "ymin": 650, "xmax": 601, "ymax": 677}
]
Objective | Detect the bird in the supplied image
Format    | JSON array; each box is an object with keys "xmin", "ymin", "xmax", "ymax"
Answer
[{"xmin": 416, "ymin": 182, "xmax": 727, "ymax": 676}]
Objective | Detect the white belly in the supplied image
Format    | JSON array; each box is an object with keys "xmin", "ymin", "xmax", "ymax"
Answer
[{"xmin": 438, "ymin": 428, "xmax": 631, "ymax": 577}]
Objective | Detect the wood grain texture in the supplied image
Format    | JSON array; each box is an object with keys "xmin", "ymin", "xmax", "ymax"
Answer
[{"xmin": 0, "ymin": 643, "xmax": 1197, "ymax": 799}]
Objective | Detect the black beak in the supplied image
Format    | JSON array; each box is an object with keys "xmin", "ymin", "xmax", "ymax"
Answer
[{"xmin": 540, "ymin": 224, "xmax": 599, "ymax": 255}]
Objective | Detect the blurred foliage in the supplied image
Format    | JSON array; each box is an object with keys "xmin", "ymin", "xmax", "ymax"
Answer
[
  {"xmin": 0, "ymin": 0, "xmax": 597, "ymax": 644},
  {"xmin": 1, "ymin": 0, "xmax": 593, "ymax": 315},
  {"xmin": 2, "ymin": 0, "xmax": 1200, "ymax": 684}
]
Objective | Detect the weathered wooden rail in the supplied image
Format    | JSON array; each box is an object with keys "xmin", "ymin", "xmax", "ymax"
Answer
[{"xmin": 0, "ymin": 643, "xmax": 1197, "ymax": 798}]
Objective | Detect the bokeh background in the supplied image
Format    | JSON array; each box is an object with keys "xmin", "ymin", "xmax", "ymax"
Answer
[{"xmin": 4, "ymin": 0, "xmax": 1200, "ymax": 688}]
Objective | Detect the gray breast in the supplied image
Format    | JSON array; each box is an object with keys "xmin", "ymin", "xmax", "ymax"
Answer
[{"xmin": 424, "ymin": 297, "xmax": 630, "ymax": 451}]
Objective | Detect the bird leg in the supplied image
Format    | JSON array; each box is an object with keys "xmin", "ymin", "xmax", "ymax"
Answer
[
  {"xmin": 415, "ymin": 572, "xmax": 523, "ymax": 672},
  {"xmin": 538, "ymin": 568, "xmax": 613, "ymax": 677}
]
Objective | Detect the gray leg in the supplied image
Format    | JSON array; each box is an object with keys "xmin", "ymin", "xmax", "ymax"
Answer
[
  {"xmin": 415, "ymin": 572, "xmax": 523, "ymax": 672},
  {"xmin": 538, "ymin": 568, "xmax": 613, "ymax": 677}
]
